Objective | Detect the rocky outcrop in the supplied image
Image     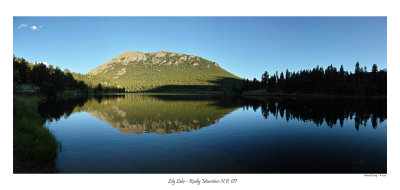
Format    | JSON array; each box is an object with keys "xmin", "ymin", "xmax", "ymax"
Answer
[{"xmin": 88, "ymin": 50, "xmax": 220, "ymax": 75}]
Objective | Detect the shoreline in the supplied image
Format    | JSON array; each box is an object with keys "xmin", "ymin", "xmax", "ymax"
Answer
[
  {"xmin": 13, "ymin": 91, "xmax": 89, "ymax": 173},
  {"xmin": 13, "ymin": 95, "xmax": 58, "ymax": 173},
  {"xmin": 241, "ymin": 90, "xmax": 387, "ymax": 99}
]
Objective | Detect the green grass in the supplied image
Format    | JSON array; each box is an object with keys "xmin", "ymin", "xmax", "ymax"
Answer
[{"xmin": 13, "ymin": 96, "xmax": 59, "ymax": 172}]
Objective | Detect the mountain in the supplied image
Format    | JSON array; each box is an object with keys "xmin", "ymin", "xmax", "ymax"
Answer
[{"xmin": 87, "ymin": 51, "xmax": 242, "ymax": 92}]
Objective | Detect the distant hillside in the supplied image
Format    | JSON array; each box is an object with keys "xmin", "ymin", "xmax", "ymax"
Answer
[
  {"xmin": 71, "ymin": 72, "xmax": 119, "ymax": 88},
  {"xmin": 87, "ymin": 51, "xmax": 242, "ymax": 92}
]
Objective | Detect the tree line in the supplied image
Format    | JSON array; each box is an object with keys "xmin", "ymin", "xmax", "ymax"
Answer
[
  {"xmin": 13, "ymin": 56, "xmax": 124, "ymax": 99},
  {"xmin": 93, "ymin": 83, "xmax": 125, "ymax": 94},
  {"xmin": 242, "ymin": 62, "xmax": 387, "ymax": 96}
]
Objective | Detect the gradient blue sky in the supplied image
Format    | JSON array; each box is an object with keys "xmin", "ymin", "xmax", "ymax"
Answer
[{"xmin": 13, "ymin": 17, "xmax": 386, "ymax": 79}]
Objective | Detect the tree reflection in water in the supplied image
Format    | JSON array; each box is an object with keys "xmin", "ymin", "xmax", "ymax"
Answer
[
  {"xmin": 39, "ymin": 94, "xmax": 386, "ymax": 133},
  {"xmin": 242, "ymin": 97, "xmax": 386, "ymax": 130}
]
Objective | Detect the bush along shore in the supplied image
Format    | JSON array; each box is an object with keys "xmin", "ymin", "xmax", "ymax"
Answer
[
  {"xmin": 13, "ymin": 89, "xmax": 94, "ymax": 173},
  {"xmin": 13, "ymin": 95, "xmax": 59, "ymax": 173}
]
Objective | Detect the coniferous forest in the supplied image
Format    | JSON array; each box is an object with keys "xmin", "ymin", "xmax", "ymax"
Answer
[
  {"xmin": 13, "ymin": 56, "xmax": 125, "ymax": 99},
  {"xmin": 14, "ymin": 55, "xmax": 386, "ymax": 97},
  {"xmin": 242, "ymin": 62, "xmax": 387, "ymax": 96}
]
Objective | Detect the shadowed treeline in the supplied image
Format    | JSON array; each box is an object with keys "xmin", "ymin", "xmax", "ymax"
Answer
[
  {"xmin": 242, "ymin": 97, "xmax": 387, "ymax": 130},
  {"xmin": 142, "ymin": 77, "xmax": 244, "ymax": 93},
  {"xmin": 13, "ymin": 56, "xmax": 89, "ymax": 99},
  {"xmin": 243, "ymin": 62, "xmax": 387, "ymax": 96},
  {"xmin": 13, "ymin": 56, "xmax": 125, "ymax": 99}
]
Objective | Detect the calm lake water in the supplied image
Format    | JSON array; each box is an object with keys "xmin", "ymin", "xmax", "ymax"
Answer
[{"xmin": 40, "ymin": 94, "xmax": 387, "ymax": 173}]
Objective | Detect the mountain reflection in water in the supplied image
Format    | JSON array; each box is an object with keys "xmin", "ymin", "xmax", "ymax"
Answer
[
  {"xmin": 39, "ymin": 94, "xmax": 386, "ymax": 134},
  {"xmin": 41, "ymin": 94, "xmax": 386, "ymax": 173}
]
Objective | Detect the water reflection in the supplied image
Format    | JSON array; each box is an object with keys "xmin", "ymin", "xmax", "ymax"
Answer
[
  {"xmin": 42, "ymin": 94, "xmax": 387, "ymax": 173},
  {"xmin": 40, "ymin": 94, "xmax": 387, "ymax": 134},
  {"xmin": 39, "ymin": 96, "xmax": 88, "ymax": 122},
  {"xmin": 242, "ymin": 97, "xmax": 387, "ymax": 130},
  {"xmin": 42, "ymin": 94, "xmax": 240, "ymax": 134}
]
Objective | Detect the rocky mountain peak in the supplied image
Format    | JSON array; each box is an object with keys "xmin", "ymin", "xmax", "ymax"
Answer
[{"xmin": 88, "ymin": 50, "xmax": 221, "ymax": 75}]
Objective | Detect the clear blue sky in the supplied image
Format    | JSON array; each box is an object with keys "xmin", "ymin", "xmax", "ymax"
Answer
[{"xmin": 13, "ymin": 17, "xmax": 387, "ymax": 80}]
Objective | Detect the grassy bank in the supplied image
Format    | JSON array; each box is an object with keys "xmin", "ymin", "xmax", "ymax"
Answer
[{"xmin": 13, "ymin": 96, "xmax": 59, "ymax": 173}]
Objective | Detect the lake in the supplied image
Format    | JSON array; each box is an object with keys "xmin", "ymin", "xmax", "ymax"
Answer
[{"xmin": 40, "ymin": 94, "xmax": 387, "ymax": 173}]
